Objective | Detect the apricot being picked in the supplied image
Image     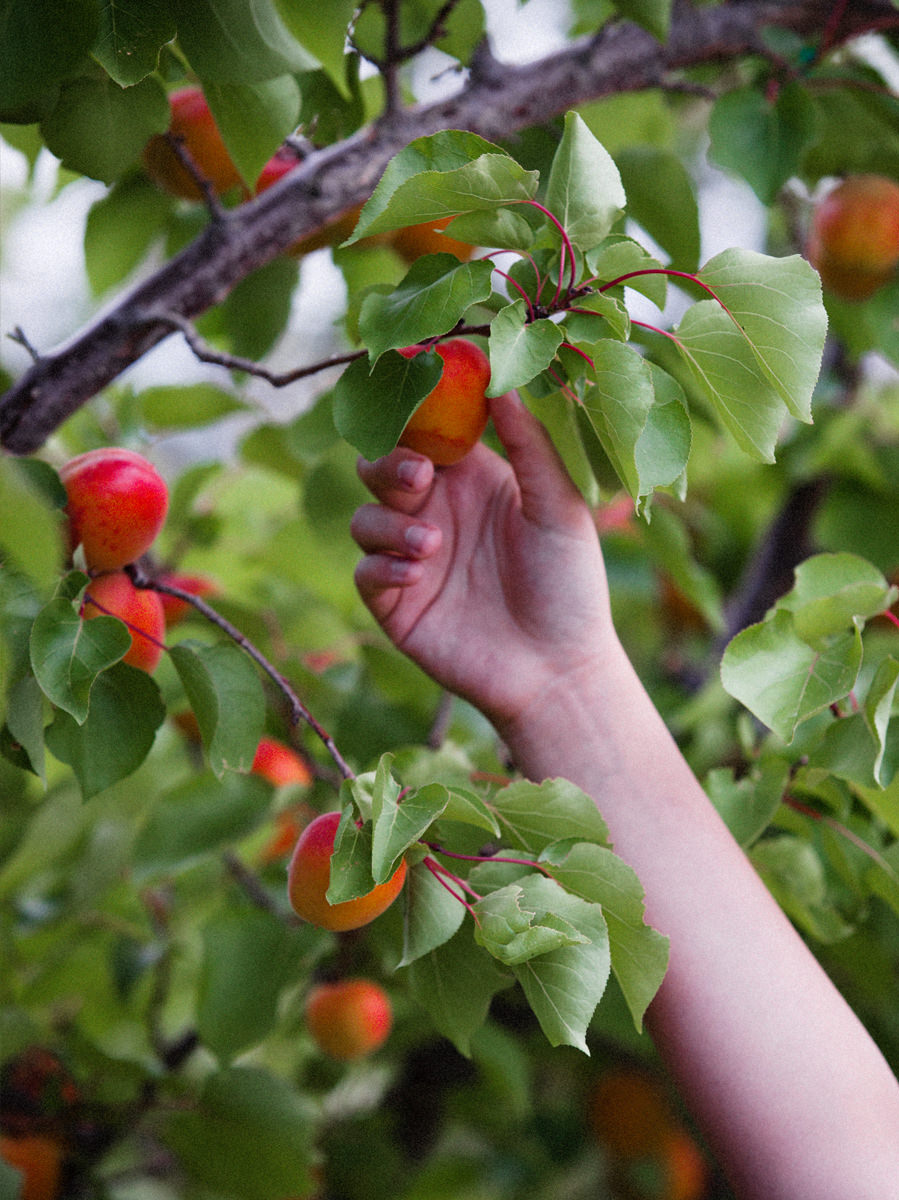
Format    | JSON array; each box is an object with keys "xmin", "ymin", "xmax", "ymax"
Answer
[
  {"xmin": 142, "ymin": 86, "xmax": 244, "ymax": 201},
  {"xmin": 398, "ymin": 339, "xmax": 491, "ymax": 466},
  {"xmin": 287, "ymin": 810, "xmax": 407, "ymax": 931},
  {"xmin": 806, "ymin": 174, "xmax": 899, "ymax": 301},
  {"xmin": 60, "ymin": 448, "xmax": 168, "ymax": 572},
  {"xmin": 82, "ymin": 572, "xmax": 166, "ymax": 673},
  {"xmin": 304, "ymin": 978, "xmax": 393, "ymax": 1061}
]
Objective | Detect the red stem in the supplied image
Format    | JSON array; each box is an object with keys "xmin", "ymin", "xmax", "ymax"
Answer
[
  {"xmin": 883, "ymin": 610, "xmax": 899, "ymax": 631},
  {"xmin": 427, "ymin": 842, "xmax": 555, "ymax": 878},
  {"xmin": 517, "ymin": 199, "xmax": 577, "ymax": 300}
]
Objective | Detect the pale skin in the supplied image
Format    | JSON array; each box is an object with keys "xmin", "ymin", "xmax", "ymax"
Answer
[{"xmin": 351, "ymin": 389, "xmax": 899, "ymax": 1200}]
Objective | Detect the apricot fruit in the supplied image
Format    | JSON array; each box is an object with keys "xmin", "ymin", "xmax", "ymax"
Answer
[
  {"xmin": 398, "ymin": 339, "xmax": 491, "ymax": 466},
  {"xmin": 0, "ymin": 1134, "xmax": 63, "ymax": 1200},
  {"xmin": 287, "ymin": 810, "xmax": 407, "ymax": 931},
  {"xmin": 60, "ymin": 448, "xmax": 168, "ymax": 572},
  {"xmin": 304, "ymin": 978, "xmax": 393, "ymax": 1061},
  {"xmin": 142, "ymin": 86, "xmax": 244, "ymax": 201},
  {"xmin": 255, "ymin": 152, "xmax": 364, "ymax": 256},
  {"xmin": 586, "ymin": 1067, "xmax": 674, "ymax": 1160},
  {"xmin": 252, "ymin": 737, "xmax": 313, "ymax": 788},
  {"xmin": 806, "ymin": 174, "xmax": 899, "ymax": 301},
  {"xmin": 391, "ymin": 216, "xmax": 474, "ymax": 263},
  {"xmin": 82, "ymin": 572, "xmax": 166, "ymax": 673}
]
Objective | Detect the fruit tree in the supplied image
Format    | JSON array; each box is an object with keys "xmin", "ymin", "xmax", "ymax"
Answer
[{"xmin": 1, "ymin": 3, "xmax": 899, "ymax": 1199}]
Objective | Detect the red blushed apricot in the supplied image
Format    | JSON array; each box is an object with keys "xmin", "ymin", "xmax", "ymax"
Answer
[
  {"xmin": 251, "ymin": 737, "xmax": 313, "ymax": 788},
  {"xmin": 807, "ymin": 174, "xmax": 899, "ymax": 301},
  {"xmin": 287, "ymin": 811, "xmax": 407, "ymax": 932},
  {"xmin": 398, "ymin": 339, "xmax": 491, "ymax": 466},
  {"xmin": 82, "ymin": 572, "xmax": 166, "ymax": 673},
  {"xmin": 390, "ymin": 216, "xmax": 474, "ymax": 263},
  {"xmin": 60, "ymin": 448, "xmax": 168, "ymax": 572},
  {"xmin": 304, "ymin": 978, "xmax": 393, "ymax": 1061},
  {"xmin": 0, "ymin": 1134, "xmax": 63, "ymax": 1200},
  {"xmin": 142, "ymin": 86, "xmax": 244, "ymax": 201}
]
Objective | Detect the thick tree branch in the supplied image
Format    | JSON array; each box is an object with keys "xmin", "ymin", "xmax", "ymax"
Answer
[{"xmin": 1, "ymin": 0, "xmax": 894, "ymax": 453}]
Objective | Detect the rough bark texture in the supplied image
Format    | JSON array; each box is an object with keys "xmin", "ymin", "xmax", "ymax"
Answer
[{"xmin": 1, "ymin": 0, "xmax": 894, "ymax": 452}]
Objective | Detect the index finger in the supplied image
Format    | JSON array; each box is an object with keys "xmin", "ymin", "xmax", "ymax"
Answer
[{"xmin": 357, "ymin": 448, "xmax": 435, "ymax": 515}]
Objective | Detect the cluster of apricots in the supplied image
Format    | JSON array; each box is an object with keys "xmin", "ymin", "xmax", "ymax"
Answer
[
  {"xmin": 806, "ymin": 173, "xmax": 899, "ymax": 301},
  {"xmin": 142, "ymin": 86, "xmax": 476, "ymax": 264},
  {"xmin": 587, "ymin": 1066, "xmax": 710, "ymax": 1200}
]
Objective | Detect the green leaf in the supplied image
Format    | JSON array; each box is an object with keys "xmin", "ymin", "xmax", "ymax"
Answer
[
  {"xmin": 30, "ymin": 579, "xmax": 131, "ymax": 722},
  {"xmin": 545, "ymin": 112, "xmax": 626, "ymax": 251},
  {"xmin": 373, "ymin": 781, "xmax": 448, "ymax": 884},
  {"xmin": 507, "ymin": 874, "xmax": 610, "ymax": 1052},
  {"xmin": 85, "ymin": 174, "xmax": 173, "ymax": 295},
  {"xmin": 709, "ymin": 83, "xmax": 817, "ymax": 205},
  {"xmin": 198, "ymin": 910, "xmax": 307, "ymax": 1061},
  {"xmin": 580, "ymin": 339, "xmax": 655, "ymax": 498},
  {"xmin": 271, "ymin": 0, "xmax": 355, "ymax": 96},
  {"xmin": 587, "ymin": 236, "xmax": 668, "ymax": 308},
  {"xmin": 696, "ymin": 249, "xmax": 827, "ymax": 425},
  {"xmin": 169, "ymin": 0, "xmax": 316, "ymax": 83},
  {"xmin": 349, "ymin": 130, "xmax": 538, "ymax": 242},
  {"xmin": 170, "ymin": 640, "xmax": 265, "ymax": 777},
  {"xmin": 93, "ymin": 0, "xmax": 176, "ymax": 86},
  {"xmin": 5, "ymin": 673, "xmax": 47, "ymax": 782},
  {"xmin": 491, "ymin": 778, "xmax": 612, "ymax": 855},
  {"xmin": 399, "ymin": 857, "xmax": 467, "ymax": 967},
  {"xmin": 615, "ymin": 146, "xmax": 700, "ymax": 271},
  {"xmin": 359, "ymin": 255, "xmax": 495, "ymax": 362},
  {"xmin": 204, "ymin": 75, "xmax": 301, "ymax": 187},
  {"xmin": 0, "ymin": 456, "xmax": 64, "ymax": 588},
  {"xmin": 140, "ymin": 383, "xmax": 248, "ymax": 431},
  {"xmin": 439, "ymin": 787, "xmax": 501, "ymax": 837},
  {"xmin": 332, "ymin": 348, "xmax": 443, "ymax": 461},
  {"xmin": 611, "ymin": 0, "xmax": 671, "ymax": 40},
  {"xmin": 472, "ymin": 881, "xmax": 590, "ymax": 966},
  {"xmin": 544, "ymin": 842, "xmax": 669, "ymax": 1031},
  {"xmin": 776, "ymin": 552, "xmax": 896, "ymax": 645},
  {"xmin": 132, "ymin": 771, "xmax": 269, "ymax": 878},
  {"xmin": 750, "ymin": 835, "xmax": 854, "ymax": 943},
  {"xmin": 672, "ymin": 298, "xmax": 789, "ymax": 463},
  {"xmin": 0, "ymin": 790, "xmax": 84, "ymax": 899},
  {"xmin": 705, "ymin": 759, "xmax": 790, "ymax": 847},
  {"xmin": 41, "ymin": 73, "xmax": 169, "ymax": 183},
  {"xmin": 487, "ymin": 302, "xmax": 564, "ymax": 396},
  {"xmin": 327, "ymin": 807, "xmax": 377, "ymax": 903},
  {"xmin": 44, "ymin": 663, "xmax": 165, "ymax": 798},
  {"xmin": 720, "ymin": 609, "xmax": 862, "ymax": 742},
  {"xmin": 812, "ymin": 658, "xmax": 899, "ymax": 789},
  {"xmin": 0, "ymin": 0, "xmax": 99, "ymax": 121},
  {"xmin": 163, "ymin": 1067, "xmax": 316, "ymax": 1200},
  {"xmin": 403, "ymin": 926, "xmax": 512, "ymax": 1057}
]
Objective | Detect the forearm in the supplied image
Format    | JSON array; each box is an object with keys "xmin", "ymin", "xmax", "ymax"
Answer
[{"xmin": 497, "ymin": 636, "xmax": 899, "ymax": 1200}]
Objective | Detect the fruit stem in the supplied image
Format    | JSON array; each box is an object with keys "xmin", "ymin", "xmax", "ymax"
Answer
[
  {"xmin": 517, "ymin": 199, "xmax": 577, "ymax": 300},
  {"xmin": 423, "ymin": 855, "xmax": 483, "ymax": 920},
  {"xmin": 426, "ymin": 842, "xmax": 554, "ymax": 878},
  {"xmin": 883, "ymin": 609, "xmax": 899, "ymax": 631}
]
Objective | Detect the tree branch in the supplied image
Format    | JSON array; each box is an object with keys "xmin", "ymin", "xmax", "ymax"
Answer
[{"xmin": 1, "ymin": 0, "xmax": 893, "ymax": 453}]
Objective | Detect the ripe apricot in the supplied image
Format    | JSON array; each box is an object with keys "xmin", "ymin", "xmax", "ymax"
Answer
[
  {"xmin": 82, "ymin": 572, "xmax": 166, "ymax": 673},
  {"xmin": 60, "ymin": 447, "xmax": 168, "ymax": 572},
  {"xmin": 807, "ymin": 174, "xmax": 899, "ymax": 301},
  {"xmin": 398, "ymin": 339, "xmax": 491, "ymax": 466},
  {"xmin": 658, "ymin": 1128, "xmax": 709, "ymax": 1200},
  {"xmin": 255, "ymin": 153, "xmax": 364, "ymax": 256},
  {"xmin": 142, "ymin": 86, "xmax": 244, "ymax": 201},
  {"xmin": 304, "ymin": 978, "xmax": 393, "ymax": 1061},
  {"xmin": 586, "ymin": 1067, "xmax": 674, "ymax": 1160},
  {"xmin": 258, "ymin": 804, "xmax": 316, "ymax": 864},
  {"xmin": 390, "ymin": 216, "xmax": 474, "ymax": 263},
  {"xmin": 252, "ymin": 737, "xmax": 313, "ymax": 788},
  {"xmin": 0, "ymin": 1134, "xmax": 63, "ymax": 1200},
  {"xmin": 287, "ymin": 811, "xmax": 407, "ymax": 931}
]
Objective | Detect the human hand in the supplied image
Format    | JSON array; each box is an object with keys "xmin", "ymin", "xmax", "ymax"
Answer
[{"xmin": 351, "ymin": 391, "xmax": 616, "ymax": 733}]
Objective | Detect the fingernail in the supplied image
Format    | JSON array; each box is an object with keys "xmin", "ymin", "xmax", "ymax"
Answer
[
  {"xmin": 397, "ymin": 459, "xmax": 426, "ymax": 488},
  {"xmin": 405, "ymin": 524, "xmax": 437, "ymax": 553}
]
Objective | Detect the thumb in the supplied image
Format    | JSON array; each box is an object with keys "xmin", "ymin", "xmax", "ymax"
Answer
[{"xmin": 488, "ymin": 391, "xmax": 585, "ymax": 526}]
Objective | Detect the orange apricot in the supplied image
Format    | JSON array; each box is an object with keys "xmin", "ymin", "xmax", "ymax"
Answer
[
  {"xmin": 0, "ymin": 1134, "xmax": 63, "ymax": 1200},
  {"xmin": 304, "ymin": 978, "xmax": 393, "ymax": 1061},
  {"xmin": 142, "ymin": 86, "xmax": 244, "ymax": 201},
  {"xmin": 398, "ymin": 339, "xmax": 491, "ymax": 466},
  {"xmin": 252, "ymin": 737, "xmax": 313, "ymax": 788},
  {"xmin": 807, "ymin": 174, "xmax": 899, "ymax": 301},
  {"xmin": 390, "ymin": 216, "xmax": 474, "ymax": 263},
  {"xmin": 82, "ymin": 572, "xmax": 166, "ymax": 673},
  {"xmin": 255, "ymin": 153, "xmax": 364, "ymax": 256},
  {"xmin": 287, "ymin": 811, "xmax": 407, "ymax": 931},
  {"xmin": 60, "ymin": 448, "xmax": 168, "ymax": 572}
]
